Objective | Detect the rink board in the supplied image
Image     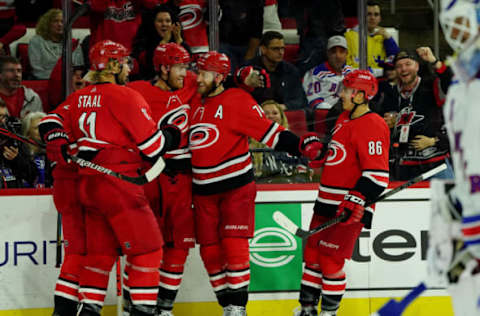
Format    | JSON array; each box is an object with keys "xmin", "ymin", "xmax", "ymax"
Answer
[{"xmin": 0, "ymin": 185, "xmax": 454, "ymax": 315}]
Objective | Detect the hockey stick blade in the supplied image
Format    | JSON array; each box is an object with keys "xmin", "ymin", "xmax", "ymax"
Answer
[
  {"xmin": 274, "ymin": 164, "xmax": 447, "ymax": 239},
  {"xmin": 371, "ymin": 282, "xmax": 426, "ymax": 316},
  {"xmin": 70, "ymin": 156, "xmax": 165, "ymax": 185},
  {"xmin": 273, "ymin": 211, "xmax": 309, "ymax": 238}
]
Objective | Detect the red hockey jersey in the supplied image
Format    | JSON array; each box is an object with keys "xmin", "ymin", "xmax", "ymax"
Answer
[
  {"xmin": 42, "ymin": 83, "xmax": 166, "ymax": 174},
  {"xmin": 178, "ymin": 0, "xmax": 209, "ymax": 54},
  {"xmin": 190, "ymin": 88, "xmax": 285, "ymax": 195},
  {"xmin": 127, "ymin": 71, "xmax": 198, "ymax": 167},
  {"xmin": 315, "ymin": 111, "xmax": 390, "ymax": 222}
]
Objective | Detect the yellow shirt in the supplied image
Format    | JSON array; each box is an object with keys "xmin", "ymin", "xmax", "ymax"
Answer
[{"xmin": 344, "ymin": 29, "xmax": 388, "ymax": 71}]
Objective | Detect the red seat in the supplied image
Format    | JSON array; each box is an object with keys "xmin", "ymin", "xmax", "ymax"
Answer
[
  {"xmin": 280, "ymin": 17, "xmax": 297, "ymax": 29},
  {"xmin": 22, "ymin": 80, "xmax": 50, "ymax": 112},
  {"xmin": 284, "ymin": 44, "xmax": 299, "ymax": 64},
  {"xmin": 16, "ymin": 43, "xmax": 31, "ymax": 79},
  {"xmin": 284, "ymin": 110, "xmax": 308, "ymax": 137},
  {"xmin": 345, "ymin": 17, "xmax": 359, "ymax": 29},
  {"xmin": 313, "ymin": 109, "xmax": 329, "ymax": 137}
]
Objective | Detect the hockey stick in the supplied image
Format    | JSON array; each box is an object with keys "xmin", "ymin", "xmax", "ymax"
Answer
[
  {"xmin": 370, "ymin": 282, "xmax": 427, "ymax": 316},
  {"xmin": 116, "ymin": 257, "xmax": 122, "ymax": 316},
  {"xmin": 69, "ymin": 155, "xmax": 165, "ymax": 185},
  {"xmin": 274, "ymin": 163, "xmax": 447, "ymax": 239},
  {"xmin": 0, "ymin": 127, "xmax": 166, "ymax": 185},
  {"xmin": 55, "ymin": 214, "xmax": 62, "ymax": 268}
]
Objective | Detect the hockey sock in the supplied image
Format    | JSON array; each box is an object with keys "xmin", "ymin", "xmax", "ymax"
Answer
[
  {"xmin": 53, "ymin": 254, "xmax": 83, "ymax": 315},
  {"xmin": 78, "ymin": 255, "xmax": 117, "ymax": 314},
  {"xmin": 158, "ymin": 247, "xmax": 189, "ymax": 311},
  {"xmin": 200, "ymin": 243, "xmax": 229, "ymax": 307},
  {"xmin": 320, "ymin": 272, "xmax": 346, "ymax": 313},
  {"xmin": 299, "ymin": 265, "xmax": 322, "ymax": 307},
  {"xmin": 222, "ymin": 238, "xmax": 250, "ymax": 307},
  {"xmin": 126, "ymin": 249, "xmax": 163, "ymax": 315}
]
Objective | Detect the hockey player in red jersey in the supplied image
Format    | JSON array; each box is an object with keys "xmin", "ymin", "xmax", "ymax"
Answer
[
  {"xmin": 39, "ymin": 40, "xmax": 181, "ymax": 316},
  {"xmin": 294, "ymin": 70, "xmax": 390, "ymax": 316},
  {"xmin": 39, "ymin": 105, "xmax": 83, "ymax": 316},
  {"xmin": 127, "ymin": 43, "xmax": 196, "ymax": 316},
  {"xmin": 190, "ymin": 51, "xmax": 323, "ymax": 316}
]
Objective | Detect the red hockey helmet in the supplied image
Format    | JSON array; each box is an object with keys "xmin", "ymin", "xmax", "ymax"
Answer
[
  {"xmin": 89, "ymin": 40, "xmax": 129, "ymax": 71},
  {"xmin": 342, "ymin": 70, "xmax": 378, "ymax": 100},
  {"xmin": 153, "ymin": 43, "xmax": 191, "ymax": 72},
  {"xmin": 196, "ymin": 51, "xmax": 231, "ymax": 78}
]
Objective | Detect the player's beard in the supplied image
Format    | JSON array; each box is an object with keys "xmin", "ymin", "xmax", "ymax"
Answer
[{"xmin": 198, "ymin": 79, "xmax": 218, "ymax": 96}]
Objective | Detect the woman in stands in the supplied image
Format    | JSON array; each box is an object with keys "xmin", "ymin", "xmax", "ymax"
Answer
[
  {"xmin": 28, "ymin": 8, "xmax": 83, "ymax": 79},
  {"xmin": 130, "ymin": 4, "xmax": 190, "ymax": 80},
  {"xmin": 250, "ymin": 100, "xmax": 314, "ymax": 183}
]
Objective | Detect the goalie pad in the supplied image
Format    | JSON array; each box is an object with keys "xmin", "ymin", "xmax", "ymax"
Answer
[
  {"xmin": 447, "ymin": 256, "xmax": 480, "ymax": 316},
  {"xmin": 426, "ymin": 180, "xmax": 463, "ymax": 287}
]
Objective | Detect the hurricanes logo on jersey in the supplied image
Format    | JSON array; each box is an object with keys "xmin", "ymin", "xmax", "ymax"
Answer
[
  {"xmin": 189, "ymin": 123, "xmax": 219, "ymax": 150},
  {"xmin": 158, "ymin": 105, "xmax": 190, "ymax": 133},
  {"xmin": 179, "ymin": 3, "xmax": 204, "ymax": 30},
  {"xmin": 325, "ymin": 140, "xmax": 347, "ymax": 166}
]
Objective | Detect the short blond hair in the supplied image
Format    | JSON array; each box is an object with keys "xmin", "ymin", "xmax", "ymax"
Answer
[{"xmin": 260, "ymin": 100, "xmax": 289, "ymax": 129}]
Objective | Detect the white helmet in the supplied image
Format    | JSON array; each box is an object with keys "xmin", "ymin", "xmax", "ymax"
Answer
[
  {"xmin": 440, "ymin": 0, "xmax": 480, "ymax": 52},
  {"xmin": 440, "ymin": 0, "xmax": 480, "ymax": 81}
]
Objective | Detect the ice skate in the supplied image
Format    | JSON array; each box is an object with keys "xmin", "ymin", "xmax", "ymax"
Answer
[
  {"xmin": 222, "ymin": 304, "xmax": 247, "ymax": 316},
  {"xmin": 293, "ymin": 305, "xmax": 318, "ymax": 316}
]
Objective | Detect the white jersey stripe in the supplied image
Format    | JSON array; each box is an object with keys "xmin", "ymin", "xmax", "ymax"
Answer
[
  {"xmin": 193, "ymin": 164, "xmax": 252, "ymax": 185},
  {"xmin": 192, "ymin": 153, "xmax": 250, "ymax": 174}
]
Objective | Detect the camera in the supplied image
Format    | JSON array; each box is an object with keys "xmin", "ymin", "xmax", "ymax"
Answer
[{"xmin": 0, "ymin": 115, "xmax": 22, "ymax": 148}]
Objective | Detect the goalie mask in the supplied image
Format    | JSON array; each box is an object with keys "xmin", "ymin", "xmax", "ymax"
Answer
[{"xmin": 440, "ymin": 0, "xmax": 480, "ymax": 81}]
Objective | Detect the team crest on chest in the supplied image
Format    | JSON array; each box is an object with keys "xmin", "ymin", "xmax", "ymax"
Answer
[
  {"xmin": 189, "ymin": 123, "xmax": 219, "ymax": 150},
  {"xmin": 158, "ymin": 105, "xmax": 190, "ymax": 132},
  {"xmin": 325, "ymin": 140, "xmax": 347, "ymax": 166}
]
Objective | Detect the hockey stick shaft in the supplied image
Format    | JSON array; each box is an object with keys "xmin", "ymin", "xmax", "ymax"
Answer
[
  {"xmin": 0, "ymin": 127, "xmax": 165, "ymax": 185},
  {"xmin": 274, "ymin": 163, "xmax": 447, "ymax": 238},
  {"xmin": 307, "ymin": 163, "xmax": 447, "ymax": 236},
  {"xmin": 116, "ymin": 257, "xmax": 122, "ymax": 316},
  {"xmin": 55, "ymin": 214, "xmax": 62, "ymax": 268}
]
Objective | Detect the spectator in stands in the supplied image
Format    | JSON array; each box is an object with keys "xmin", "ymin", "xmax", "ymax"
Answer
[
  {"xmin": 303, "ymin": 35, "xmax": 353, "ymax": 110},
  {"xmin": 219, "ymin": 0, "xmax": 264, "ymax": 73},
  {"xmin": 380, "ymin": 49, "xmax": 453, "ymax": 180},
  {"xmin": 0, "ymin": 99, "xmax": 38, "ymax": 188},
  {"xmin": 0, "ymin": 1, "xmax": 26, "ymax": 56},
  {"xmin": 371, "ymin": 55, "xmax": 397, "ymax": 114},
  {"xmin": 22, "ymin": 111, "xmax": 52, "ymax": 188},
  {"xmin": 0, "ymin": 56, "xmax": 42, "ymax": 118},
  {"xmin": 131, "ymin": 4, "xmax": 189, "ymax": 80},
  {"xmin": 250, "ymin": 100, "xmax": 312, "ymax": 183},
  {"xmin": 88, "ymin": 0, "xmax": 163, "ymax": 51},
  {"xmin": 28, "ymin": 8, "xmax": 84, "ymax": 79},
  {"xmin": 48, "ymin": 62, "xmax": 87, "ymax": 110},
  {"xmin": 242, "ymin": 31, "xmax": 307, "ymax": 110},
  {"xmin": 294, "ymin": 0, "xmax": 346, "ymax": 75},
  {"xmin": 344, "ymin": 1, "xmax": 399, "ymax": 77}
]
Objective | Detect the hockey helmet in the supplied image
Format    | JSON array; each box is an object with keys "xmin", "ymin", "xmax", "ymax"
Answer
[
  {"xmin": 196, "ymin": 51, "xmax": 231, "ymax": 78},
  {"xmin": 342, "ymin": 70, "xmax": 378, "ymax": 101},
  {"xmin": 153, "ymin": 43, "xmax": 191, "ymax": 72},
  {"xmin": 89, "ymin": 40, "xmax": 129, "ymax": 71},
  {"xmin": 440, "ymin": 0, "xmax": 480, "ymax": 52}
]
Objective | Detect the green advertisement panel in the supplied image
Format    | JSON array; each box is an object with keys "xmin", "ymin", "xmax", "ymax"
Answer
[{"xmin": 249, "ymin": 203, "xmax": 303, "ymax": 292}]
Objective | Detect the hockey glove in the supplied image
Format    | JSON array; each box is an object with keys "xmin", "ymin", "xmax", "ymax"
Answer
[
  {"xmin": 338, "ymin": 191, "xmax": 365, "ymax": 225},
  {"xmin": 299, "ymin": 132, "xmax": 326, "ymax": 168},
  {"xmin": 234, "ymin": 65, "xmax": 271, "ymax": 92},
  {"xmin": 162, "ymin": 124, "xmax": 181, "ymax": 152},
  {"xmin": 44, "ymin": 129, "xmax": 70, "ymax": 166}
]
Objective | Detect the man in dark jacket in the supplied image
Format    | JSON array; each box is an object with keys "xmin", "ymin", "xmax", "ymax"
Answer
[
  {"xmin": 0, "ymin": 102, "xmax": 37, "ymax": 188},
  {"xmin": 242, "ymin": 31, "xmax": 308, "ymax": 110},
  {"xmin": 378, "ymin": 49, "xmax": 453, "ymax": 180}
]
